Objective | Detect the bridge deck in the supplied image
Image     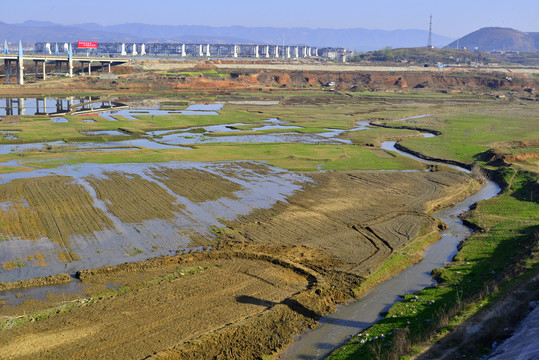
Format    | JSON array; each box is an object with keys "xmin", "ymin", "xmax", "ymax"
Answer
[{"xmin": 0, "ymin": 54, "xmax": 130, "ymax": 63}]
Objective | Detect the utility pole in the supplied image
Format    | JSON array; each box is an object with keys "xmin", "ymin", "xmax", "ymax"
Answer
[
  {"xmin": 282, "ymin": 31, "xmax": 285, "ymax": 59},
  {"xmin": 427, "ymin": 15, "xmax": 433, "ymax": 48}
]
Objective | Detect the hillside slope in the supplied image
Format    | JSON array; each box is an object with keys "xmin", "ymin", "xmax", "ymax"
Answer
[{"xmin": 446, "ymin": 27, "xmax": 539, "ymax": 52}]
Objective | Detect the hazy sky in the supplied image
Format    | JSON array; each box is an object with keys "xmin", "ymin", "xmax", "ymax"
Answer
[{"xmin": 4, "ymin": 0, "xmax": 537, "ymax": 38}]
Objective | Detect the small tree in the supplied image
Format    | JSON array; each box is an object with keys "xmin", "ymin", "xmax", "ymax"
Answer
[{"xmin": 383, "ymin": 46, "xmax": 394, "ymax": 61}]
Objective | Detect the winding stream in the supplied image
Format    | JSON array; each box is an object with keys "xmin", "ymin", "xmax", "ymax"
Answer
[{"xmin": 279, "ymin": 135, "xmax": 501, "ymax": 359}]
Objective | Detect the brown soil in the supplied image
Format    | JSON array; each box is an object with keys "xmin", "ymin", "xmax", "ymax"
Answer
[
  {"xmin": 2, "ymin": 60, "xmax": 537, "ymax": 97},
  {"xmin": 226, "ymin": 170, "xmax": 476, "ymax": 277},
  {"xmin": 0, "ymin": 253, "xmax": 309, "ymax": 360},
  {"xmin": 0, "ymin": 169, "xmax": 478, "ymax": 360},
  {"xmin": 0, "ymin": 273, "xmax": 72, "ymax": 291},
  {"xmin": 86, "ymin": 171, "xmax": 181, "ymax": 223},
  {"xmin": 148, "ymin": 167, "xmax": 243, "ymax": 202}
]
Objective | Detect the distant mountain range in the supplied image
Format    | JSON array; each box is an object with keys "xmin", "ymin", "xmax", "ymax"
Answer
[
  {"xmin": 446, "ymin": 27, "xmax": 539, "ymax": 52},
  {"xmin": 1, "ymin": 20, "xmax": 454, "ymax": 51}
]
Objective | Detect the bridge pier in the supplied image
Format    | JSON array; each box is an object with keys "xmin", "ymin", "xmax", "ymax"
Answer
[
  {"xmin": 80, "ymin": 61, "xmax": 92, "ymax": 75},
  {"xmin": 17, "ymin": 61, "xmax": 24, "ymax": 85},
  {"xmin": 34, "ymin": 60, "xmax": 46, "ymax": 80},
  {"xmin": 100, "ymin": 62, "xmax": 111, "ymax": 73},
  {"xmin": 15, "ymin": 41, "xmax": 24, "ymax": 85},
  {"xmin": 68, "ymin": 44, "xmax": 73, "ymax": 77},
  {"xmin": 4, "ymin": 59, "xmax": 13, "ymax": 84}
]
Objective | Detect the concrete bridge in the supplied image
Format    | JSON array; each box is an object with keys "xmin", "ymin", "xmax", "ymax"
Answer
[
  {"xmin": 1, "ymin": 41, "xmax": 130, "ymax": 85},
  {"xmin": 34, "ymin": 42, "xmax": 348, "ymax": 61}
]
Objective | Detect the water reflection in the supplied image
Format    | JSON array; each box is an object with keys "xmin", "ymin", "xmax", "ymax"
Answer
[{"xmin": 0, "ymin": 97, "xmax": 121, "ymax": 117}]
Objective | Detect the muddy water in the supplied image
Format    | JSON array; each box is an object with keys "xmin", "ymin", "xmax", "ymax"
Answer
[{"xmin": 279, "ymin": 136, "xmax": 501, "ymax": 359}]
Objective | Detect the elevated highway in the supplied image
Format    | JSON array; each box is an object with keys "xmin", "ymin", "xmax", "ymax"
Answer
[{"xmin": 1, "ymin": 43, "xmax": 130, "ymax": 85}]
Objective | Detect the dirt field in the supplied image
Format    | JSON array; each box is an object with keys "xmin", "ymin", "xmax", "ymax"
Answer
[
  {"xmin": 1, "ymin": 59, "xmax": 537, "ymax": 98},
  {"xmin": 227, "ymin": 170, "xmax": 476, "ymax": 277},
  {"xmin": 0, "ymin": 168, "xmax": 478, "ymax": 360}
]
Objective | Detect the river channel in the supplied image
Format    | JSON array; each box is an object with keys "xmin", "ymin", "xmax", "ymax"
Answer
[{"xmin": 279, "ymin": 136, "xmax": 501, "ymax": 359}]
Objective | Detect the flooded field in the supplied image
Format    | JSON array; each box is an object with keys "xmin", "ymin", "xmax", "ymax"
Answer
[
  {"xmin": 0, "ymin": 106, "xmax": 428, "ymax": 294},
  {"xmin": 96, "ymin": 103, "xmax": 223, "ymax": 120},
  {"xmin": 0, "ymin": 161, "xmax": 308, "ymax": 283}
]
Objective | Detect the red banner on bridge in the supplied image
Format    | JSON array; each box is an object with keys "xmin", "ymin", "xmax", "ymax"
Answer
[{"xmin": 77, "ymin": 41, "xmax": 98, "ymax": 49}]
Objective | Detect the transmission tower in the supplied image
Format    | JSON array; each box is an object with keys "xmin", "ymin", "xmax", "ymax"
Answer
[{"xmin": 427, "ymin": 15, "xmax": 433, "ymax": 48}]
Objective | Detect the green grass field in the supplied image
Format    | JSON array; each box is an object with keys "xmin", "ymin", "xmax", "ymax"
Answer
[
  {"xmin": 385, "ymin": 107, "xmax": 539, "ymax": 165},
  {"xmin": 1, "ymin": 143, "xmax": 424, "ymax": 172}
]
